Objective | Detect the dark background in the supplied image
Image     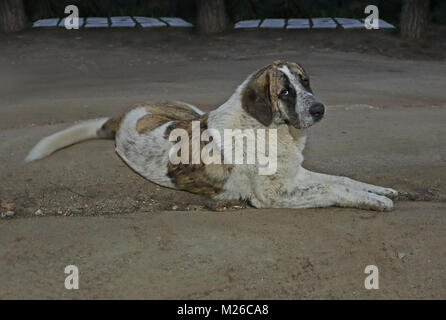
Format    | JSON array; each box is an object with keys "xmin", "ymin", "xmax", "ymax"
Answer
[{"xmin": 24, "ymin": 0, "xmax": 446, "ymax": 25}]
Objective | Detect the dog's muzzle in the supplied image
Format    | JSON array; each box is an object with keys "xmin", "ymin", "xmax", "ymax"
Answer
[{"xmin": 309, "ymin": 102, "xmax": 325, "ymax": 122}]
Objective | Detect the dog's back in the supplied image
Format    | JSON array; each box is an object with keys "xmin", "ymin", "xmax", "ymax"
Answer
[{"xmin": 25, "ymin": 101, "xmax": 204, "ymax": 162}]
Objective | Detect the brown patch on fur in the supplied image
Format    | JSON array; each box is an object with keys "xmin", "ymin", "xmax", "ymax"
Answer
[
  {"xmin": 271, "ymin": 60, "xmax": 309, "ymax": 79},
  {"xmin": 98, "ymin": 103, "xmax": 142, "ymax": 138},
  {"xmin": 164, "ymin": 113, "xmax": 208, "ymax": 139},
  {"xmin": 284, "ymin": 61, "xmax": 308, "ymax": 79},
  {"xmin": 241, "ymin": 60, "xmax": 309, "ymax": 127},
  {"xmin": 98, "ymin": 117, "xmax": 123, "ymax": 138},
  {"xmin": 241, "ymin": 62, "xmax": 284, "ymax": 126},
  {"xmin": 145, "ymin": 102, "xmax": 199, "ymax": 120},
  {"xmin": 99, "ymin": 101, "xmax": 201, "ymax": 137},
  {"xmin": 165, "ymin": 114, "xmax": 233, "ymax": 196},
  {"xmin": 136, "ymin": 114, "xmax": 171, "ymax": 133},
  {"xmin": 103, "ymin": 117, "xmax": 121, "ymax": 132},
  {"xmin": 136, "ymin": 102, "xmax": 200, "ymax": 133}
]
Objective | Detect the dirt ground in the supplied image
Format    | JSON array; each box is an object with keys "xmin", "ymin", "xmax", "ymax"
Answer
[{"xmin": 0, "ymin": 27, "xmax": 445, "ymax": 299}]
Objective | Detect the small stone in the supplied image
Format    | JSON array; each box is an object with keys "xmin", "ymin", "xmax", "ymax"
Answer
[
  {"xmin": 34, "ymin": 209, "xmax": 44, "ymax": 216},
  {"xmin": 396, "ymin": 252, "xmax": 406, "ymax": 259},
  {"xmin": 1, "ymin": 211, "xmax": 15, "ymax": 218}
]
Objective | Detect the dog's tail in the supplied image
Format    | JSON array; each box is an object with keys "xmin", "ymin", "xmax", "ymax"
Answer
[{"xmin": 25, "ymin": 117, "xmax": 118, "ymax": 162}]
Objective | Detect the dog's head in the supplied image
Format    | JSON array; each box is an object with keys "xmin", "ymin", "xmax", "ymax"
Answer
[{"xmin": 242, "ymin": 60, "xmax": 324, "ymax": 129}]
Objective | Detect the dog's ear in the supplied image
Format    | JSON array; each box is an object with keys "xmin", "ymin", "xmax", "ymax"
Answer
[{"xmin": 242, "ymin": 71, "xmax": 273, "ymax": 126}]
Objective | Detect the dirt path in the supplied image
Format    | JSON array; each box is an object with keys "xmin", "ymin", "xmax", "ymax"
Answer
[
  {"xmin": 0, "ymin": 29, "xmax": 445, "ymax": 299},
  {"xmin": 1, "ymin": 202, "xmax": 445, "ymax": 299}
]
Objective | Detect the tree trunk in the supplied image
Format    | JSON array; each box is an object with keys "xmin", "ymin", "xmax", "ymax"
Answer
[
  {"xmin": 196, "ymin": 0, "xmax": 228, "ymax": 34},
  {"xmin": 400, "ymin": 0, "xmax": 430, "ymax": 40},
  {"xmin": 0, "ymin": 0, "xmax": 27, "ymax": 33}
]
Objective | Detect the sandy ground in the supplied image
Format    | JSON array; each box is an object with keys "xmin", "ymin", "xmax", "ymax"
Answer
[{"xmin": 0, "ymin": 28, "xmax": 445, "ymax": 299}]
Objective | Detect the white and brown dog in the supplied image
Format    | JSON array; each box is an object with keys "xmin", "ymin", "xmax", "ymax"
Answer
[{"xmin": 26, "ymin": 61, "xmax": 397, "ymax": 211}]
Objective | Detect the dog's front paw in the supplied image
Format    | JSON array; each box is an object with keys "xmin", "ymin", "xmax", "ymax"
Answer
[
  {"xmin": 249, "ymin": 198, "xmax": 263, "ymax": 208},
  {"xmin": 377, "ymin": 196, "xmax": 394, "ymax": 211},
  {"xmin": 359, "ymin": 194, "xmax": 394, "ymax": 212},
  {"xmin": 380, "ymin": 188, "xmax": 398, "ymax": 200},
  {"xmin": 368, "ymin": 186, "xmax": 398, "ymax": 200}
]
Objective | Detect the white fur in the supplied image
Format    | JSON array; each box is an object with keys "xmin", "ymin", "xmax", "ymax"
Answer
[
  {"xmin": 208, "ymin": 78, "xmax": 307, "ymax": 206},
  {"xmin": 115, "ymin": 107, "xmax": 176, "ymax": 189},
  {"xmin": 205, "ymin": 68, "xmax": 397, "ymax": 211},
  {"xmin": 278, "ymin": 65, "xmax": 318, "ymax": 128},
  {"xmin": 25, "ymin": 64, "xmax": 398, "ymax": 211},
  {"xmin": 25, "ymin": 117, "xmax": 109, "ymax": 162}
]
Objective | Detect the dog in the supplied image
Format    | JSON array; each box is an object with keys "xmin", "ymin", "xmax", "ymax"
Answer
[{"xmin": 26, "ymin": 60, "xmax": 398, "ymax": 211}]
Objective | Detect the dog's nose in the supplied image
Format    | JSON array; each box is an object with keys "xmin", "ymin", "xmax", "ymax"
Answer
[{"xmin": 309, "ymin": 103, "xmax": 325, "ymax": 120}]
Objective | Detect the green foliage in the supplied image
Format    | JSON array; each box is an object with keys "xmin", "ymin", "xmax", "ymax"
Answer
[
  {"xmin": 226, "ymin": 0, "xmax": 263, "ymax": 21},
  {"xmin": 24, "ymin": 0, "xmax": 181, "ymax": 20},
  {"xmin": 267, "ymin": 0, "xmax": 312, "ymax": 18},
  {"xmin": 431, "ymin": 0, "xmax": 446, "ymax": 24},
  {"xmin": 225, "ymin": 0, "xmax": 408, "ymax": 23}
]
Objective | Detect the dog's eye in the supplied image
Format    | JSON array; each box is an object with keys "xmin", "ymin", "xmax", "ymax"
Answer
[{"xmin": 280, "ymin": 89, "xmax": 289, "ymax": 96}]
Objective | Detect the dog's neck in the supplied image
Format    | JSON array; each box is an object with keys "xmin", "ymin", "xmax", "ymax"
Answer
[{"xmin": 207, "ymin": 78, "xmax": 253, "ymax": 131}]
